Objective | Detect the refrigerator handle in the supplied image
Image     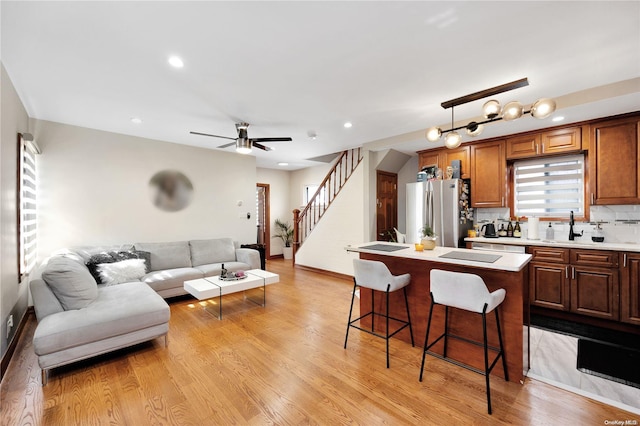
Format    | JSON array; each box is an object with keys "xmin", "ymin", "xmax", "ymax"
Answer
[{"xmin": 427, "ymin": 189, "xmax": 433, "ymax": 230}]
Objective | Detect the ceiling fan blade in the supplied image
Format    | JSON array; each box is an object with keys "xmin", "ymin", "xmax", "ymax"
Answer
[
  {"xmin": 252, "ymin": 142, "xmax": 273, "ymax": 151},
  {"xmin": 217, "ymin": 142, "xmax": 237, "ymax": 149},
  {"xmin": 190, "ymin": 131, "xmax": 237, "ymax": 141},
  {"xmin": 251, "ymin": 137, "xmax": 292, "ymax": 142}
]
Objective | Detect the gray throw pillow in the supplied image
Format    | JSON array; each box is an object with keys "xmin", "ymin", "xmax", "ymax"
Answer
[
  {"xmin": 134, "ymin": 241, "xmax": 191, "ymax": 271},
  {"xmin": 42, "ymin": 256, "xmax": 98, "ymax": 310},
  {"xmin": 189, "ymin": 238, "xmax": 236, "ymax": 266}
]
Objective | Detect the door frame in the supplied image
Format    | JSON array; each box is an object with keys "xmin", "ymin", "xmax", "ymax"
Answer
[
  {"xmin": 376, "ymin": 170, "xmax": 398, "ymax": 241},
  {"xmin": 257, "ymin": 183, "xmax": 271, "ymax": 259}
]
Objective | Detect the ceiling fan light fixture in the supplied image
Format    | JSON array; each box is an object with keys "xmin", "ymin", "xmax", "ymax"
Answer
[
  {"xmin": 236, "ymin": 138, "xmax": 252, "ymax": 154},
  {"xmin": 425, "ymin": 126, "xmax": 442, "ymax": 142},
  {"xmin": 482, "ymin": 100, "xmax": 501, "ymax": 119},
  {"xmin": 502, "ymin": 101, "xmax": 524, "ymax": 121},
  {"xmin": 531, "ymin": 98, "xmax": 557, "ymax": 119}
]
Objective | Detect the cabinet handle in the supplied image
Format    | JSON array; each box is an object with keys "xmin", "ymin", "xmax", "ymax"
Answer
[
  {"xmin": 535, "ymin": 145, "xmax": 538, "ymax": 154},
  {"xmin": 565, "ymin": 266, "xmax": 569, "ymax": 279},
  {"xmin": 572, "ymin": 267, "xmax": 575, "ymax": 280},
  {"xmin": 591, "ymin": 193, "xmax": 595, "ymax": 204},
  {"xmin": 624, "ymin": 253, "xmax": 627, "ymax": 268},
  {"xmin": 501, "ymin": 196, "xmax": 504, "ymax": 206},
  {"xmin": 541, "ymin": 144, "xmax": 544, "ymax": 154}
]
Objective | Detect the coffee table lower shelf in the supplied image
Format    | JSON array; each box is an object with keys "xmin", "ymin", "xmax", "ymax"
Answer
[{"xmin": 184, "ymin": 269, "xmax": 279, "ymax": 319}]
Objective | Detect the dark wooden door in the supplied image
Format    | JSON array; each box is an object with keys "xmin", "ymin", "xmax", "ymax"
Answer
[
  {"xmin": 621, "ymin": 252, "xmax": 640, "ymax": 325},
  {"xmin": 570, "ymin": 266, "xmax": 619, "ymax": 320},
  {"xmin": 376, "ymin": 171, "xmax": 398, "ymax": 241},
  {"xmin": 530, "ymin": 263, "xmax": 570, "ymax": 311},
  {"xmin": 256, "ymin": 183, "xmax": 270, "ymax": 258}
]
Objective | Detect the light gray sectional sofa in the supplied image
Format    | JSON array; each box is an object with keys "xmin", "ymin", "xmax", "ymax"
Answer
[{"xmin": 30, "ymin": 238, "xmax": 260, "ymax": 384}]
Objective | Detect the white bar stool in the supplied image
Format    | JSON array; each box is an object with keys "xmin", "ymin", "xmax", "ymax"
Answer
[
  {"xmin": 345, "ymin": 259, "xmax": 414, "ymax": 368},
  {"xmin": 419, "ymin": 269, "xmax": 508, "ymax": 414}
]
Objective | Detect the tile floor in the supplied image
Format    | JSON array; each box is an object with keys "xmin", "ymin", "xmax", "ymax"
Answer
[{"xmin": 528, "ymin": 326, "xmax": 640, "ymax": 415}]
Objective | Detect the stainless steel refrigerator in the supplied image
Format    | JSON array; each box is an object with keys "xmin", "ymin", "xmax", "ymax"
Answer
[{"xmin": 406, "ymin": 179, "xmax": 472, "ymax": 247}]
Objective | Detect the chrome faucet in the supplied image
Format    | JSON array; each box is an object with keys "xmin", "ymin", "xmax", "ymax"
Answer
[{"xmin": 568, "ymin": 210, "xmax": 583, "ymax": 240}]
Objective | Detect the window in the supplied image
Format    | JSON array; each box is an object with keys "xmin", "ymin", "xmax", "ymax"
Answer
[
  {"xmin": 18, "ymin": 133, "xmax": 38, "ymax": 278},
  {"xmin": 513, "ymin": 154, "xmax": 585, "ymax": 218}
]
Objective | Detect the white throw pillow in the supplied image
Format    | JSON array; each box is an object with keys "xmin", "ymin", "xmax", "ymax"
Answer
[{"xmin": 97, "ymin": 258, "xmax": 146, "ymax": 286}]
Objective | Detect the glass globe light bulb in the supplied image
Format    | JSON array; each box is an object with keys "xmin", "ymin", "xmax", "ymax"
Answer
[
  {"xmin": 482, "ymin": 100, "xmax": 501, "ymax": 119},
  {"xmin": 503, "ymin": 101, "xmax": 524, "ymax": 121},
  {"xmin": 465, "ymin": 122, "xmax": 484, "ymax": 137},
  {"xmin": 444, "ymin": 131, "xmax": 462, "ymax": 149},
  {"xmin": 425, "ymin": 127, "xmax": 442, "ymax": 142},
  {"xmin": 531, "ymin": 98, "xmax": 557, "ymax": 119}
]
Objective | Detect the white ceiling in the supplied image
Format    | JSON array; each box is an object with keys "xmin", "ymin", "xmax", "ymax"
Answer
[{"xmin": 2, "ymin": 1, "xmax": 639, "ymax": 170}]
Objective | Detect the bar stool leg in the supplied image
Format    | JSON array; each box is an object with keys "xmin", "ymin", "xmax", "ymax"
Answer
[
  {"xmin": 344, "ymin": 280, "xmax": 357, "ymax": 349},
  {"xmin": 419, "ymin": 297, "xmax": 435, "ymax": 382},
  {"xmin": 482, "ymin": 304, "xmax": 492, "ymax": 415},
  {"xmin": 403, "ymin": 287, "xmax": 414, "ymax": 347},
  {"xmin": 385, "ymin": 284, "xmax": 391, "ymax": 368},
  {"xmin": 495, "ymin": 308, "xmax": 509, "ymax": 382},
  {"xmin": 371, "ymin": 288, "xmax": 375, "ymax": 332},
  {"xmin": 443, "ymin": 306, "xmax": 450, "ymax": 358}
]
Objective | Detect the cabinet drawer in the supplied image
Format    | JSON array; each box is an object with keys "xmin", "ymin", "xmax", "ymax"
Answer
[
  {"xmin": 530, "ymin": 246, "xmax": 570, "ymax": 263},
  {"xmin": 570, "ymin": 249, "xmax": 618, "ymax": 267}
]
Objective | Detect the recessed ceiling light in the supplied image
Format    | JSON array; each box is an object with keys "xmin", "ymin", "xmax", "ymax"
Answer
[
  {"xmin": 168, "ymin": 56, "xmax": 184, "ymax": 68},
  {"xmin": 343, "ymin": 122, "xmax": 353, "ymax": 128},
  {"xmin": 278, "ymin": 162, "xmax": 289, "ymax": 166},
  {"xmin": 130, "ymin": 117, "xmax": 142, "ymax": 124},
  {"xmin": 552, "ymin": 116, "xmax": 565, "ymax": 122}
]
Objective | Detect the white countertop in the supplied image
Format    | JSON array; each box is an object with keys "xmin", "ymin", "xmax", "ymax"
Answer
[
  {"xmin": 346, "ymin": 242, "xmax": 532, "ymax": 272},
  {"xmin": 465, "ymin": 237, "xmax": 640, "ymax": 253}
]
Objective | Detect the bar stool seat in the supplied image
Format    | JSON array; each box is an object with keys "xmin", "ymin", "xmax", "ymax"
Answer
[
  {"xmin": 344, "ymin": 259, "xmax": 414, "ymax": 368},
  {"xmin": 419, "ymin": 269, "xmax": 508, "ymax": 414}
]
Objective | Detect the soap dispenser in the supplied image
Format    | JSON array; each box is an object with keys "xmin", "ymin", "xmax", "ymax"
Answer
[
  {"xmin": 545, "ymin": 223, "xmax": 554, "ymax": 240},
  {"xmin": 592, "ymin": 223, "xmax": 605, "ymax": 243}
]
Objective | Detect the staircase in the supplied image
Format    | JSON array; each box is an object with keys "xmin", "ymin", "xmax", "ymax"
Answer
[{"xmin": 293, "ymin": 148, "xmax": 363, "ymax": 258}]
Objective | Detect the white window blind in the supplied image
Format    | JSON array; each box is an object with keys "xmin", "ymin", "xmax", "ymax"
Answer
[
  {"xmin": 19, "ymin": 138, "xmax": 38, "ymax": 276},
  {"xmin": 513, "ymin": 154, "xmax": 584, "ymax": 218}
]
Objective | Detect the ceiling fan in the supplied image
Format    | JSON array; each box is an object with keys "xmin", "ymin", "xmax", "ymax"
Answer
[{"xmin": 190, "ymin": 122, "xmax": 292, "ymax": 154}]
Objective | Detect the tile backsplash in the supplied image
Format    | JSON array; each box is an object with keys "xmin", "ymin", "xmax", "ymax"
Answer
[{"xmin": 475, "ymin": 205, "xmax": 640, "ymax": 244}]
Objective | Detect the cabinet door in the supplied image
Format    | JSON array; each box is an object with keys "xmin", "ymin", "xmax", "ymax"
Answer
[
  {"xmin": 470, "ymin": 140, "xmax": 506, "ymax": 207},
  {"xmin": 419, "ymin": 151, "xmax": 440, "ymax": 171},
  {"xmin": 540, "ymin": 127, "xmax": 582, "ymax": 155},
  {"xmin": 589, "ymin": 117, "xmax": 640, "ymax": 205},
  {"xmin": 530, "ymin": 263, "xmax": 570, "ymax": 311},
  {"xmin": 506, "ymin": 134, "xmax": 540, "ymax": 160},
  {"xmin": 620, "ymin": 252, "xmax": 640, "ymax": 325},
  {"xmin": 441, "ymin": 146, "xmax": 470, "ymax": 179},
  {"xmin": 570, "ymin": 266, "xmax": 619, "ymax": 320}
]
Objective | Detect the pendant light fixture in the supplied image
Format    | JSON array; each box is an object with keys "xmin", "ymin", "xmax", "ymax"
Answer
[{"xmin": 425, "ymin": 78, "xmax": 557, "ymax": 148}]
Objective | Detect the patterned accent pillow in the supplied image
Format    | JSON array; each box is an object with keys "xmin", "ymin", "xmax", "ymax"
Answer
[
  {"xmin": 87, "ymin": 250, "xmax": 152, "ymax": 283},
  {"xmin": 97, "ymin": 258, "xmax": 146, "ymax": 286}
]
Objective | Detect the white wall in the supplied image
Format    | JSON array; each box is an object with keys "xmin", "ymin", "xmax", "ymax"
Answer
[
  {"xmin": 288, "ymin": 163, "xmax": 332, "ymax": 212},
  {"xmin": 397, "ymin": 156, "xmax": 419, "ymax": 235},
  {"xmin": 33, "ymin": 119, "xmax": 257, "ymax": 257},
  {"xmin": 256, "ymin": 167, "xmax": 290, "ymax": 256},
  {"xmin": 1, "ymin": 63, "xmax": 30, "ymax": 358},
  {"xmin": 295, "ymin": 163, "xmax": 365, "ymax": 275}
]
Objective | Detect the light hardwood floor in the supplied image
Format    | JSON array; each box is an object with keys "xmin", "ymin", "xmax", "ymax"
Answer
[{"xmin": 1, "ymin": 259, "xmax": 635, "ymax": 425}]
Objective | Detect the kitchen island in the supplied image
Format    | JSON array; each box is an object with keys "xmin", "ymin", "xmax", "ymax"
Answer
[{"xmin": 346, "ymin": 242, "xmax": 532, "ymax": 382}]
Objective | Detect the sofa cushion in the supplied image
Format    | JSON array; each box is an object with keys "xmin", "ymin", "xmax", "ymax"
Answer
[
  {"xmin": 189, "ymin": 238, "xmax": 236, "ymax": 266},
  {"xmin": 33, "ymin": 282, "xmax": 169, "ymax": 356},
  {"xmin": 42, "ymin": 257, "xmax": 98, "ymax": 311},
  {"xmin": 140, "ymin": 267, "xmax": 203, "ymax": 293},
  {"xmin": 134, "ymin": 241, "xmax": 191, "ymax": 271},
  {"xmin": 194, "ymin": 262, "xmax": 249, "ymax": 278},
  {"xmin": 97, "ymin": 259, "xmax": 146, "ymax": 286}
]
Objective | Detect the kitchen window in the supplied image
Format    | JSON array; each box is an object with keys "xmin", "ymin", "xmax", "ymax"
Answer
[
  {"xmin": 18, "ymin": 133, "xmax": 39, "ymax": 279},
  {"xmin": 513, "ymin": 154, "xmax": 585, "ymax": 218}
]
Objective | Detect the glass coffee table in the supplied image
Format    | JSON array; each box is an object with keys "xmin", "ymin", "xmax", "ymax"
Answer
[{"xmin": 184, "ymin": 269, "xmax": 279, "ymax": 319}]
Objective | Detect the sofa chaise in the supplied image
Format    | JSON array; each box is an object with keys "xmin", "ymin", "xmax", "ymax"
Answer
[{"xmin": 30, "ymin": 238, "xmax": 260, "ymax": 384}]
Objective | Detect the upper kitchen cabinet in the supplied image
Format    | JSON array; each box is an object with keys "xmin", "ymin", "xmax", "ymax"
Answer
[
  {"xmin": 471, "ymin": 140, "xmax": 506, "ymax": 207},
  {"xmin": 441, "ymin": 146, "xmax": 470, "ymax": 179},
  {"xmin": 589, "ymin": 116, "xmax": 640, "ymax": 205},
  {"xmin": 506, "ymin": 126, "xmax": 582, "ymax": 160},
  {"xmin": 418, "ymin": 151, "xmax": 440, "ymax": 171}
]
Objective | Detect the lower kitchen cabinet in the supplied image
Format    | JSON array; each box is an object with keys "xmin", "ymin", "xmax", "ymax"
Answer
[
  {"xmin": 621, "ymin": 252, "xmax": 640, "ymax": 325},
  {"xmin": 570, "ymin": 265, "xmax": 619, "ymax": 321},
  {"xmin": 530, "ymin": 263, "xmax": 570, "ymax": 311}
]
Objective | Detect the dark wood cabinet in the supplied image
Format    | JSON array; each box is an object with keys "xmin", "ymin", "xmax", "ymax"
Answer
[
  {"xmin": 570, "ymin": 265, "xmax": 619, "ymax": 321},
  {"xmin": 506, "ymin": 126, "xmax": 582, "ymax": 160},
  {"xmin": 470, "ymin": 140, "xmax": 506, "ymax": 207},
  {"xmin": 530, "ymin": 247, "xmax": 620, "ymax": 320},
  {"xmin": 506, "ymin": 134, "xmax": 540, "ymax": 159},
  {"xmin": 589, "ymin": 117, "xmax": 640, "ymax": 205},
  {"xmin": 441, "ymin": 146, "xmax": 470, "ymax": 179},
  {"xmin": 620, "ymin": 252, "xmax": 640, "ymax": 325},
  {"xmin": 418, "ymin": 151, "xmax": 440, "ymax": 171}
]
